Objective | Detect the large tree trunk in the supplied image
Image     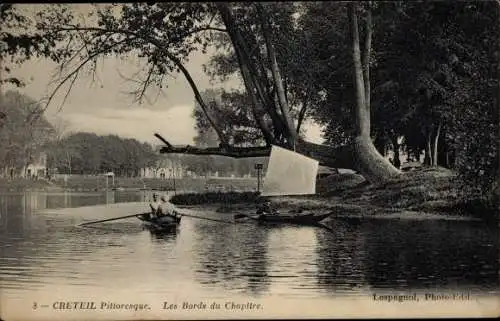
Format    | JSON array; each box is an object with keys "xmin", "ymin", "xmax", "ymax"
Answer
[
  {"xmin": 348, "ymin": 3, "xmax": 400, "ymax": 182},
  {"xmin": 373, "ymin": 134, "xmax": 387, "ymax": 157},
  {"xmin": 157, "ymin": 2, "xmax": 401, "ymax": 184},
  {"xmin": 258, "ymin": 4, "xmax": 297, "ymax": 148},
  {"xmin": 432, "ymin": 121, "xmax": 441, "ymax": 167},
  {"xmin": 390, "ymin": 134, "xmax": 401, "ymax": 169},
  {"xmin": 494, "ymin": 0, "xmax": 500, "ymax": 211},
  {"xmin": 424, "ymin": 131, "xmax": 432, "ymax": 166}
]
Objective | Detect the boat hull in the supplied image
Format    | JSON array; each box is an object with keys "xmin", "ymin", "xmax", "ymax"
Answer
[
  {"xmin": 137, "ymin": 214, "xmax": 181, "ymax": 233},
  {"xmin": 248, "ymin": 212, "xmax": 332, "ymax": 225}
]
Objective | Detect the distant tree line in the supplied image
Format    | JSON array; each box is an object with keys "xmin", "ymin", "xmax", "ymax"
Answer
[
  {"xmin": 46, "ymin": 132, "xmax": 158, "ymax": 176},
  {"xmin": 0, "ymin": 90, "xmax": 265, "ymax": 178},
  {"xmin": 0, "ymin": 91, "xmax": 55, "ymax": 176}
]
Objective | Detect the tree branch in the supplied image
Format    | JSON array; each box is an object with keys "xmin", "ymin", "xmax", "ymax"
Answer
[
  {"xmin": 216, "ymin": 3, "xmax": 286, "ymax": 139},
  {"xmin": 256, "ymin": 3, "xmax": 297, "ymax": 147},
  {"xmin": 42, "ymin": 36, "xmax": 136, "ymax": 113},
  {"xmin": 215, "ymin": 3, "xmax": 278, "ymax": 144},
  {"xmin": 47, "ymin": 24, "xmax": 229, "ymax": 145},
  {"xmin": 362, "ymin": 1, "xmax": 372, "ymax": 112},
  {"xmin": 296, "ymin": 88, "xmax": 310, "ymax": 133},
  {"xmin": 162, "ymin": 51, "xmax": 228, "ymax": 145},
  {"xmin": 156, "ymin": 133, "xmax": 354, "ymax": 169}
]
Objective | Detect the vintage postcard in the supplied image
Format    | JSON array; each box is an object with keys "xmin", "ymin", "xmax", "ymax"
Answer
[{"xmin": 0, "ymin": 2, "xmax": 498, "ymax": 320}]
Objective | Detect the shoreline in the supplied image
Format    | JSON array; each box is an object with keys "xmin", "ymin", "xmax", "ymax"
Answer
[
  {"xmin": 177, "ymin": 201, "xmax": 483, "ymax": 223},
  {"xmin": 169, "ymin": 168, "xmax": 498, "ymax": 223},
  {"xmin": 1, "ymin": 168, "xmax": 497, "ymax": 223}
]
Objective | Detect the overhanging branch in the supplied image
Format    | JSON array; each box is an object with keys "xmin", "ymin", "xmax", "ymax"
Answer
[
  {"xmin": 155, "ymin": 133, "xmax": 354, "ymax": 169},
  {"xmin": 47, "ymin": 24, "xmax": 229, "ymax": 145},
  {"xmin": 160, "ymin": 144, "xmax": 271, "ymax": 158}
]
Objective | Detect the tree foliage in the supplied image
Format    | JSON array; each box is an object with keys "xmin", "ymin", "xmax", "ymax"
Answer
[
  {"xmin": 3, "ymin": 2, "xmax": 498, "ymax": 192},
  {"xmin": 46, "ymin": 132, "xmax": 158, "ymax": 176},
  {"xmin": 0, "ymin": 90, "xmax": 55, "ymax": 172}
]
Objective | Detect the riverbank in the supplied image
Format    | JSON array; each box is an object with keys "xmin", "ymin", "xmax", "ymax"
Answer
[
  {"xmin": 171, "ymin": 167, "xmax": 498, "ymax": 222},
  {"xmin": 0, "ymin": 176, "xmax": 258, "ymax": 193},
  {"xmin": 1, "ymin": 168, "xmax": 496, "ymax": 222}
]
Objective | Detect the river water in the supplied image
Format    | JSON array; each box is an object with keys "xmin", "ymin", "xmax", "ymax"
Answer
[{"xmin": 0, "ymin": 191, "xmax": 498, "ymax": 319}]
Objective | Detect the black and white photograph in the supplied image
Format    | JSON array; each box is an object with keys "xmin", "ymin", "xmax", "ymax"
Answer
[{"xmin": 0, "ymin": 2, "xmax": 499, "ymax": 320}]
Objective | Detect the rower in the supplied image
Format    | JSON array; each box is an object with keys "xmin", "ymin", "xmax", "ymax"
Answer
[
  {"xmin": 256, "ymin": 200, "xmax": 279, "ymax": 215},
  {"xmin": 149, "ymin": 192, "xmax": 160, "ymax": 218},
  {"xmin": 158, "ymin": 195, "xmax": 180, "ymax": 218}
]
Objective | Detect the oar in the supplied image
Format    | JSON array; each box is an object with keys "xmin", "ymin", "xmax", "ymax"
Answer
[
  {"xmin": 79, "ymin": 212, "xmax": 148, "ymax": 226},
  {"xmin": 179, "ymin": 212, "xmax": 235, "ymax": 224}
]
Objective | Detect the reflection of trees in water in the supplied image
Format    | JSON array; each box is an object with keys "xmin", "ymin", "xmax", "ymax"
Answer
[
  {"xmin": 0, "ymin": 191, "xmax": 147, "ymax": 221},
  {"xmin": 0, "ymin": 192, "xmax": 148, "ymax": 290},
  {"xmin": 315, "ymin": 220, "xmax": 367, "ymax": 294},
  {"xmin": 191, "ymin": 221, "xmax": 271, "ymax": 296},
  {"xmin": 362, "ymin": 220, "xmax": 499, "ymax": 292}
]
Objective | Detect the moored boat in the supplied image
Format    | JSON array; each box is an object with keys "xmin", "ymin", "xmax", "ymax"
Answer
[{"xmin": 246, "ymin": 212, "xmax": 332, "ymax": 225}]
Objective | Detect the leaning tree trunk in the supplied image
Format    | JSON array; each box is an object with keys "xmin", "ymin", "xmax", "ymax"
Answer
[
  {"xmin": 349, "ymin": 3, "xmax": 400, "ymax": 182},
  {"xmin": 158, "ymin": 3, "xmax": 399, "ymax": 183}
]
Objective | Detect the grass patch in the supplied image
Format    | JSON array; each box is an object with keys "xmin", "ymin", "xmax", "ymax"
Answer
[
  {"xmin": 168, "ymin": 166, "xmax": 497, "ymax": 221},
  {"xmin": 0, "ymin": 178, "xmax": 58, "ymax": 192}
]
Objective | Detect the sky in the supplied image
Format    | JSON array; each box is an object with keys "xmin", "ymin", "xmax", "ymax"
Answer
[{"xmin": 5, "ymin": 4, "xmax": 325, "ymax": 147}]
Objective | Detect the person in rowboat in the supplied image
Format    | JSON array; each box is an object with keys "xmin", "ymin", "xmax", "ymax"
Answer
[
  {"xmin": 158, "ymin": 195, "xmax": 181, "ymax": 219},
  {"xmin": 256, "ymin": 200, "xmax": 279, "ymax": 215},
  {"xmin": 149, "ymin": 192, "xmax": 161, "ymax": 219}
]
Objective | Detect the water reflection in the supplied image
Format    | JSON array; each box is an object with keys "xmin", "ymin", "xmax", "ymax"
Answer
[
  {"xmin": 1, "ymin": 190, "xmax": 150, "ymax": 217},
  {"xmin": 362, "ymin": 220, "xmax": 499, "ymax": 293},
  {"xmin": 315, "ymin": 220, "xmax": 368, "ymax": 294},
  {"xmin": 0, "ymin": 191, "xmax": 498, "ymax": 300},
  {"xmin": 191, "ymin": 220, "xmax": 271, "ymax": 296},
  {"xmin": 314, "ymin": 218, "xmax": 499, "ymax": 294}
]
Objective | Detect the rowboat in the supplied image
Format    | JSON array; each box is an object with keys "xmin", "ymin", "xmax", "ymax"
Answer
[
  {"xmin": 245, "ymin": 212, "xmax": 332, "ymax": 225},
  {"xmin": 137, "ymin": 214, "xmax": 181, "ymax": 233}
]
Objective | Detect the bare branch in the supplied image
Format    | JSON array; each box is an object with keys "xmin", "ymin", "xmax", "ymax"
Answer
[
  {"xmin": 56, "ymin": 72, "xmax": 78, "ymax": 113},
  {"xmin": 137, "ymin": 65, "xmax": 155, "ymax": 104},
  {"xmin": 53, "ymin": 24, "xmax": 226, "ymax": 42},
  {"xmin": 48, "ymin": 23, "xmax": 229, "ymax": 144},
  {"xmin": 42, "ymin": 36, "xmax": 136, "ymax": 112}
]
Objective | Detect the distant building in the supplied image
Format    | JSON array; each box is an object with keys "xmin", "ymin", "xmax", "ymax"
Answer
[
  {"xmin": 140, "ymin": 156, "xmax": 186, "ymax": 179},
  {"xmin": 1, "ymin": 152, "xmax": 49, "ymax": 179},
  {"xmin": 24, "ymin": 152, "xmax": 48, "ymax": 178}
]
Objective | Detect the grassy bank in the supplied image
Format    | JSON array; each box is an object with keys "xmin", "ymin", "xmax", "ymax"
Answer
[
  {"xmin": 0, "ymin": 178, "xmax": 62, "ymax": 192},
  {"xmin": 171, "ymin": 167, "xmax": 498, "ymax": 222},
  {"xmin": 0, "ymin": 175, "xmax": 258, "ymax": 193}
]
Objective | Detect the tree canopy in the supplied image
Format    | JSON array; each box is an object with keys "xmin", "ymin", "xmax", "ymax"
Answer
[
  {"xmin": 2, "ymin": 2, "xmax": 498, "ymax": 193},
  {"xmin": 0, "ymin": 90, "xmax": 55, "ymax": 172}
]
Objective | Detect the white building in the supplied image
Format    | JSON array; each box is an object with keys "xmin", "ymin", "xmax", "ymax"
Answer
[
  {"xmin": 140, "ymin": 157, "xmax": 186, "ymax": 179},
  {"xmin": 2, "ymin": 152, "xmax": 48, "ymax": 179},
  {"xmin": 24, "ymin": 152, "xmax": 48, "ymax": 178}
]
